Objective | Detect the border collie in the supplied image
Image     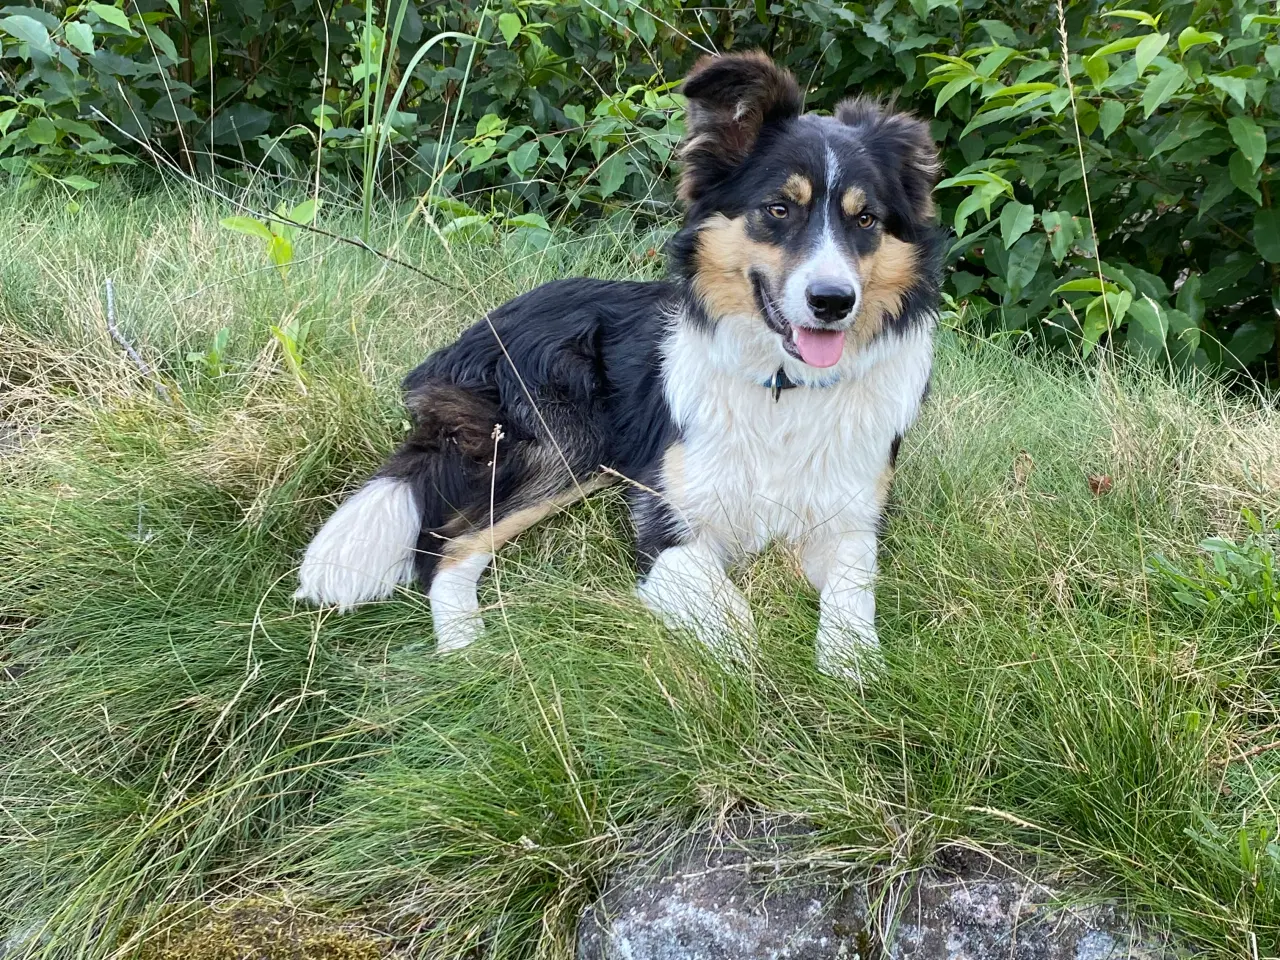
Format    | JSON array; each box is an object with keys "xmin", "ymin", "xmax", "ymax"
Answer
[{"xmin": 295, "ymin": 52, "xmax": 943, "ymax": 677}]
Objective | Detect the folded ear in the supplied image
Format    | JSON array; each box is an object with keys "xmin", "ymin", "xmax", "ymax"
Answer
[
  {"xmin": 679, "ymin": 51, "xmax": 803, "ymax": 203},
  {"xmin": 835, "ymin": 98, "xmax": 940, "ymax": 230}
]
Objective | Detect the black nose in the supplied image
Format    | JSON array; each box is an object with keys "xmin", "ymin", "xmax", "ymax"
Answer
[{"xmin": 805, "ymin": 281, "xmax": 857, "ymax": 323}]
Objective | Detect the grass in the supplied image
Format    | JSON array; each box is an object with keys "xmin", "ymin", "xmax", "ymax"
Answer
[{"xmin": 2, "ymin": 181, "xmax": 1280, "ymax": 959}]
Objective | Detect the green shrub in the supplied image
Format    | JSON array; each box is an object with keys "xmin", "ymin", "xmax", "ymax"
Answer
[
  {"xmin": 2, "ymin": 1, "xmax": 1279, "ymax": 382},
  {"xmin": 1148, "ymin": 508, "xmax": 1280, "ymax": 623}
]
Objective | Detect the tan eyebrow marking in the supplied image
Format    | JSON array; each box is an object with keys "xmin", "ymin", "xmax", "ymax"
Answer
[
  {"xmin": 842, "ymin": 186, "xmax": 867, "ymax": 216},
  {"xmin": 781, "ymin": 173, "xmax": 812, "ymax": 205}
]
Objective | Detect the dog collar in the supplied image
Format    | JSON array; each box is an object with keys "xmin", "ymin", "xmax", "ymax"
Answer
[{"xmin": 763, "ymin": 367, "xmax": 841, "ymax": 402}]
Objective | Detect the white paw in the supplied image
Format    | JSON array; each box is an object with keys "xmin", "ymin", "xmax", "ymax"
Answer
[
  {"xmin": 429, "ymin": 552, "xmax": 493, "ymax": 654},
  {"xmin": 434, "ymin": 610, "xmax": 485, "ymax": 653},
  {"xmin": 637, "ymin": 547, "xmax": 756, "ymax": 660},
  {"xmin": 814, "ymin": 620, "xmax": 881, "ymax": 682}
]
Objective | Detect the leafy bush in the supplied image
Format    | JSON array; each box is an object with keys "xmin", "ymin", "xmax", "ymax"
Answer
[
  {"xmin": 933, "ymin": 2, "xmax": 1280, "ymax": 382},
  {"xmin": 2, "ymin": 1, "xmax": 1280, "ymax": 382}
]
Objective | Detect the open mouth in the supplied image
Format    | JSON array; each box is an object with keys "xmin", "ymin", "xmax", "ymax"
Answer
[{"xmin": 750, "ymin": 272, "xmax": 846, "ymax": 369}]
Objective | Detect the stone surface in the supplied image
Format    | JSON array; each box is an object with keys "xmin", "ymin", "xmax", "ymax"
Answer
[{"xmin": 578, "ymin": 821, "xmax": 1177, "ymax": 960}]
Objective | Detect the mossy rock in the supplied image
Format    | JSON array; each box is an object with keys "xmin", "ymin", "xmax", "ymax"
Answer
[{"xmin": 131, "ymin": 900, "xmax": 395, "ymax": 960}]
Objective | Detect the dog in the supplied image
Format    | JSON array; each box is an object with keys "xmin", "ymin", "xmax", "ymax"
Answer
[{"xmin": 294, "ymin": 51, "xmax": 943, "ymax": 677}]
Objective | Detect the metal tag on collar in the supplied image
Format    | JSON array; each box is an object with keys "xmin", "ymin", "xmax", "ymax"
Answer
[{"xmin": 771, "ymin": 368, "xmax": 783, "ymax": 403}]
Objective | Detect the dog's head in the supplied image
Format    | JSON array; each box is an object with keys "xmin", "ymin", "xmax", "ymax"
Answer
[{"xmin": 670, "ymin": 52, "xmax": 942, "ymax": 372}]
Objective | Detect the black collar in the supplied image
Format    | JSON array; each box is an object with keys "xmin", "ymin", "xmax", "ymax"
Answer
[{"xmin": 765, "ymin": 367, "xmax": 801, "ymax": 402}]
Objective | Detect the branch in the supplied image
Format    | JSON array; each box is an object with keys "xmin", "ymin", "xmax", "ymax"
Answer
[{"xmin": 105, "ymin": 278, "xmax": 173, "ymax": 402}]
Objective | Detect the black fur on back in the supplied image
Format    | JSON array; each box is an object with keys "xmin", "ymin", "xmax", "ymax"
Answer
[{"xmin": 382, "ymin": 279, "xmax": 677, "ymax": 585}]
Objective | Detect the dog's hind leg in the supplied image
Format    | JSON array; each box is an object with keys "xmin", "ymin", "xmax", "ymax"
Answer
[{"xmin": 427, "ymin": 475, "xmax": 612, "ymax": 650}]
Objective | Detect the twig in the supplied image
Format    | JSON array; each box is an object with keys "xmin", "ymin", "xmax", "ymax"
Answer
[
  {"xmin": 105, "ymin": 278, "xmax": 172, "ymax": 402},
  {"xmin": 1213, "ymin": 739, "xmax": 1280, "ymax": 767}
]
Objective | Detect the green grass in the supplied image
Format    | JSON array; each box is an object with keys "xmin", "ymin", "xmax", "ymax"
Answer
[{"xmin": 3, "ymin": 183, "xmax": 1280, "ymax": 958}]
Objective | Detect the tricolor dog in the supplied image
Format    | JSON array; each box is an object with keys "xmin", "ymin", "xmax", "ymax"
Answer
[{"xmin": 295, "ymin": 52, "xmax": 943, "ymax": 678}]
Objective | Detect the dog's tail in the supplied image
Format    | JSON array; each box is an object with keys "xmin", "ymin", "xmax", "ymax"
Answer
[
  {"xmin": 294, "ymin": 382, "xmax": 506, "ymax": 612},
  {"xmin": 293, "ymin": 476, "xmax": 422, "ymax": 611}
]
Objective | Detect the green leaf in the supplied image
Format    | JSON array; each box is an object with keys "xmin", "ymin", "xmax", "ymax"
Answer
[
  {"xmin": 441, "ymin": 214, "xmax": 494, "ymax": 242},
  {"xmin": 219, "ymin": 216, "xmax": 273, "ymax": 240},
  {"xmin": 1054, "ymin": 277, "xmax": 1119, "ymax": 295},
  {"xmin": 497, "ymin": 12, "xmax": 521, "ymax": 46},
  {"xmin": 1135, "ymin": 32, "xmax": 1167, "ymax": 76},
  {"xmin": 0, "ymin": 14, "xmax": 54, "ymax": 56},
  {"xmin": 64, "ymin": 20, "xmax": 94, "ymax": 54},
  {"xmin": 59, "ymin": 174, "xmax": 98, "ymax": 190},
  {"xmin": 1102, "ymin": 9, "xmax": 1159, "ymax": 28},
  {"xmin": 506, "ymin": 212, "xmax": 550, "ymax": 231},
  {"xmin": 632, "ymin": 8, "xmax": 656, "ymax": 45},
  {"xmin": 999, "ymin": 200, "xmax": 1034, "ymax": 249},
  {"xmin": 288, "ymin": 198, "xmax": 319, "ymax": 224},
  {"xmin": 1005, "ymin": 234, "xmax": 1045, "ymax": 292},
  {"xmin": 1041, "ymin": 210, "xmax": 1077, "ymax": 263},
  {"xmin": 596, "ymin": 150, "xmax": 630, "ymax": 198},
  {"xmin": 1176, "ymin": 273, "xmax": 1203, "ymax": 326},
  {"xmin": 1254, "ymin": 208, "xmax": 1280, "ymax": 262},
  {"xmin": 1225, "ymin": 321, "xmax": 1275, "ymax": 367},
  {"xmin": 508, "ymin": 139, "xmax": 539, "ymax": 177},
  {"xmin": 1178, "ymin": 27, "xmax": 1222, "ymax": 54},
  {"xmin": 1018, "ymin": 159, "xmax": 1047, "ymax": 189},
  {"xmin": 1208, "ymin": 75, "xmax": 1249, "ymax": 110},
  {"xmin": 1229, "ymin": 150, "xmax": 1263, "ymax": 204},
  {"xmin": 563, "ymin": 104, "xmax": 586, "ymax": 127},
  {"xmin": 978, "ymin": 19, "xmax": 1017, "ymax": 46},
  {"xmin": 1267, "ymin": 45, "xmax": 1280, "ymax": 74},
  {"xmin": 1200, "ymin": 166, "xmax": 1236, "ymax": 219},
  {"xmin": 1228, "ymin": 116, "xmax": 1266, "ymax": 172},
  {"xmin": 268, "ymin": 234, "xmax": 293, "ymax": 272},
  {"xmin": 1093, "ymin": 36, "xmax": 1145, "ymax": 58},
  {"xmin": 1127, "ymin": 295, "xmax": 1168, "ymax": 341},
  {"xmin": 1082, "ymin": 297, "xmax": 1109, "ymax": 357},
  {"xmin": 475, "ymin": 113, "xmax": 505, "ymax": 138},
  {"xmin": 86, "ymin": 1, "xmax": 134, "ymax": 33},
  {"xmin": 1142, "ymin": 64, "xmax": 1186, "ymax": 117},
  {"xmin": 934, "ymin": 76, "xmax": 973, "ymax": 114},
  {"xmin": 23, "ymin": 116, "xmax": 55, "ymax": 144},
  {"xmin": 985, "ymin": 82, "xmax": 1058, "ymax": 101},
  {"xmin": 147, "ymin": 25, "xmax": 179, "ymax": 63},
  {"xmin": 1098, "ymin": 100, "xmax": 1125, "ymax": 138},
  {"xmin": 1084, "ymin": 55, "xmax": 1110, "ymax": 89}
]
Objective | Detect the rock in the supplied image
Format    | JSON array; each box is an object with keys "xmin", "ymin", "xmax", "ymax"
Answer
[{"xmin": 578, "ymin": 820, "xmax": 1178, "ymax": 960}]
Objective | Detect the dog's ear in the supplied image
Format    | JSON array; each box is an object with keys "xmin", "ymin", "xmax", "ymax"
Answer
[
  {"xmin": 679, "ymin": 51, "xmax": 803, "ymax": 203},
  {"xmin": 835, "ymin": 98, "xmax": 939, "ymax": 231}
]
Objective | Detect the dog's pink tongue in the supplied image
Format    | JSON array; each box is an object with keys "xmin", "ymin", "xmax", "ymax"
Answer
[{"xmin": 793, "ymin": 327, "xmax": 845, "ymax": 368}]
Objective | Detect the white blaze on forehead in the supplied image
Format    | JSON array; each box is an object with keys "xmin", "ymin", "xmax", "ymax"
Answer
[
  {"xmin": 779, "ymin": 141, "xmax": 861, "ymax": 327},
  {"xmin": 825, "ymin": 145, "xmax": 841, "ymax": 205}
]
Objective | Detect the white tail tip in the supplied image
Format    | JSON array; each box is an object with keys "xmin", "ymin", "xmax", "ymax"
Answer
[{"xmin": 295, "ymin": 477, "xmax": 420, "ymax": 611}]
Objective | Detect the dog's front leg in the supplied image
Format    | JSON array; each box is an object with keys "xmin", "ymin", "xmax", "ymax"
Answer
[
  {"xmin": 803, "ymin": 530, "xmax": 880, "ymax": 681},
  {"xmin": 637, "ymin": 540, "xmax": 755, "ymax": 659}
]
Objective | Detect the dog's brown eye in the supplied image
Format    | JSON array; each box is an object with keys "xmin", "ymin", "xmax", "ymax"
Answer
[
  {"xmin": 766, "ymin": 203, "xmax": 789, "ymax": 220},
  {"xmin": 857, "ymin": 212, "xmax": 877, "ymax": 228}
]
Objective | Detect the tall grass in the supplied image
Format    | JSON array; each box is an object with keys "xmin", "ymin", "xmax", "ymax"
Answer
[{"xmin": 2, "ymin": 183, "xmax": 1280, "ymax": 958}]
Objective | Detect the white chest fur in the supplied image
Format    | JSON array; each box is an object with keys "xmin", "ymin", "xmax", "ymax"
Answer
[{"xmin": 660, "ymin": 316, "xmax": 934, "ymax": 557}]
